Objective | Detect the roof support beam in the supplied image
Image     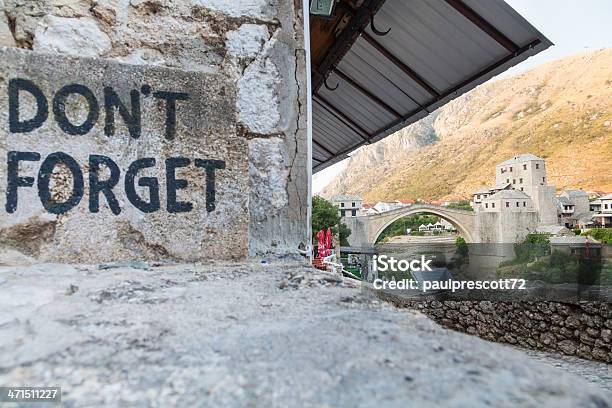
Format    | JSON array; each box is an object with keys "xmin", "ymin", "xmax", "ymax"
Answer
[
  {"xmin": 312, "ymin": 139, "xmax": 335, "ymax": 158},
  {"xmin": 314, "ymin": 95, "xmax": 372, "ymax": 142},
  {"xmin": 333, "ymin": 68, "xmax": 402, "ymax": 118},
  {"xmin": 313, "ymin": 139, "xmax": 369, "ymax": 173},
  {"xmin": 361, "ymin": 32, "xmax": 440, "ymax": 98},
  {"xmin": 374, "ymin": 39, "xmax": 541, "ymax": 138},
  {"xmin": 444, "ymin": 0, "xmax": 519, "ymax": 53},
  {"xmin": 313, "ymin": 0, "xmax": 388, "ymax": 92},
  {"xmin": 314, "ymin": 39, "xmax": 542, "ymax": 172}
]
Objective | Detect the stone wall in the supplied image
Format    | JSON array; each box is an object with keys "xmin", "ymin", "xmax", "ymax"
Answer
[
  {"xmin": 393, "ymin": 298, "xmax": 612, "ymax": 363},
  {"xmin": 0, "ymin": 0, "xmax": 309, "ymax": 262}
]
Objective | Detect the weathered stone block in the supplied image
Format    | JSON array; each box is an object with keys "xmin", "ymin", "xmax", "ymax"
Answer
[
  {"xmin": 601, "ymin": 329, "xmax": 612, "ymax": 343},
  {"xmin": 0, "ymin": 47, "xmax": 249, "ymax": 262},
  {"xmin": 591, "ymin": 347, "xmax": 609, "ymax": 362},
  {"xmin": 557, "ymin": 339, "xmax": 577, "ymax": 355},
  {"xmin": 565, "ymin": 314, "xmax": 581, "ymax": 329},
  {"xmin": 576, "ymin": 344, "xmax": 592, "ymax": 359},
  {"xmin": 0, "ymin": 0, "xmax": 16, "ymax": 48}
]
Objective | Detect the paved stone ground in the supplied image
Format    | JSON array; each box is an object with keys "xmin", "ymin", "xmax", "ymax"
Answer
[
  {"xmin": 517, "ymin": 348, "xmax": 612, "ymax": 394},
  {"xmin": 0, "ymin": 260, "xmax": 611, "ymax": 407}
]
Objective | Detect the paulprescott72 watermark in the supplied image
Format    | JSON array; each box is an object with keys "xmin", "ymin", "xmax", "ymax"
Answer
[{"xmin": 372, "ymin": 278, "xmax": 527, "ymax": 293}]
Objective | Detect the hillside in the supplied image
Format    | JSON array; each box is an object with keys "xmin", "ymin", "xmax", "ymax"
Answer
[{"xmin": 321, "ymin": 49, "xmax": 612, "ymax": 202}]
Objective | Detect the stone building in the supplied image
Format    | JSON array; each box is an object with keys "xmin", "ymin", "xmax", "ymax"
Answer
[
  {"xmin": 593, "ymin": 193, "xmax": 612, "ymax": 227},
  {"xmin": 495, "ymin": 153, "xmax": 547, "ymax": 195},
  {"xmin": 473, "ymin": 154, "xmax": 560, "ymax": 227},
  {"xmin": 331, "ymin": 194, "xmax": 362, "ymax": 218},
  {"xmin": 481, "ymin": 189, "xmax": 535, "ymax": 212},
  {"xmin": 558, "ymin": 189, "xmax": 591, "ymax": 229},
  {"xmin": 495, "ymin": 153, "xmax": 559, "ymax": 225}
]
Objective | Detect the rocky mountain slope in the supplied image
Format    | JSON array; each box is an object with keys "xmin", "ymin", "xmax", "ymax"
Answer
[{"xmin": 321, "ymin": 49, "xmax": 612, "ymax": 202}]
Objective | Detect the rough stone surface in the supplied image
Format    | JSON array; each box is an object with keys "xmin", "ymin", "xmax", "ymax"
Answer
[
  {"xmin": 522, "ymin": 348, "xmax": 612, "ymax": 394},
  {"xmin": 33, "ymin": 15, "xmax": 111, "ymax": 57},
  {"xmin": 386, "ymin": 296, "xmax": 612, "ymax": 363},
  {"xmin": 0, "ymin": 0, "xmax": 16, "ymax": 47},
  {"xmin": 225, "ymin": 23, "xmax": 269, "ymax": 60},
  {"xmin": 0, "ymin": 261, "xmax": 610, "ymax": 406},
  {"xmin": 0, "ymin": 47, "xmax": 248, "ymax": 262},
  {"xmin": 0, "ymin": 0, "xmax": 310, "ymax": 259}
]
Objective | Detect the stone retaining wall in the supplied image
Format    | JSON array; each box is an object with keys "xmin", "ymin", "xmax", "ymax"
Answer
[
  {"xmin": 390, "ymin": 297, "xmax": 612, "ymax": 363},
  {"xmin": 0, "ymin": 0, "xmax": 309, "ymax": 262}
]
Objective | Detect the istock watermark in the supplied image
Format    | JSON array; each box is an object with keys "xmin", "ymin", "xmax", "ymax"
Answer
[{"xmin": 372, "ymin": 255, "xmax": 433, "ymax": 273}]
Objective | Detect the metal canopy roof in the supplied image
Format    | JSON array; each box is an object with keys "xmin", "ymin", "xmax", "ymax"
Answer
[{"xmin": 311, "ymin": 0, "xmax": 553, "ymax": 172}]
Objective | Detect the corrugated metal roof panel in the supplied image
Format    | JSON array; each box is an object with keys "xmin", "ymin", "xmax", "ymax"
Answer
[{"xmin": 312, "ymin": 0, "xmax": 553, "ymax": 172}]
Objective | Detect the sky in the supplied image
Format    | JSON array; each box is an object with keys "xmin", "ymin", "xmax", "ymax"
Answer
[{"xmin": 312, "ymin": 0, "xmax": 612, "ymax": 194}]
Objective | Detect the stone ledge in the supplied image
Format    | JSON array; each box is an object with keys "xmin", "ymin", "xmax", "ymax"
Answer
[{"xmin": 0, "ymin": 261, "xmax": 610, "ymax": 406}]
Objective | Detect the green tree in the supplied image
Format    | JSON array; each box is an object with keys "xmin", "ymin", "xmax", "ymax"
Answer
[
  {"xmin": 311, "ymin": 196, "xmax": 351, "ymax": 246},
  {"xmin": 582, "ymin": 228, "xmax": 612, "ymax": 244},
  {"xmin": 446, "ymin": 200, "xmax": 473, "ymax": 211},
  {"xmin": 455, "ymin": 236, "xmax": 468, "ymax": 256},
  {"xmin": 513, "ymin": 233, "xmax": 551, "ymax": 263}
]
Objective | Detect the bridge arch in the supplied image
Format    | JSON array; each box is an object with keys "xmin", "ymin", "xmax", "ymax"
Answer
[{"xmin": 370, "ymin": 205, "xmax": 476, "ymax": 245}]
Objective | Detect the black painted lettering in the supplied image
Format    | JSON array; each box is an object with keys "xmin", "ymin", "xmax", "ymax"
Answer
[
  {"xmin": 89, "ymin": 155, "xmax": 121, "ymax": 215},
  {"xmin": 194, "ymin": 159, "xmax": 226, "ymax": 212},
  {"xmin": 6, "ymin": 151, "xmax": 41, "ymax": 213},
  {"xmin": 104, "ymin": 87, "xmax": 141, "ymax": 139},
  {"xmin": 125, "ymin": 158, "xmax": 160, "ymax": 213},
  {"xmin": 37, "ymin": 152, "xmax": 84, "ymax": 214},
  {"xmin": 165, "ymin": 157, "xmax": 192, "ymax": 213},
  {"xmin": 152, "ymin": 91, "xmax": 189, "ymax": 140},
  {"xmin": 53, "ymin": 84, "xmax": 99, "ymax": 135},
  {"xmin": 8, "ymin": 78, "xmax": 49, "ymax": 133}
]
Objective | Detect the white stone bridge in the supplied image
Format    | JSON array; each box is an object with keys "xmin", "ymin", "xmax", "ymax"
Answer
[{"xmin": 343, "ymin": 204, "xmax": 477, "ymax": 246}]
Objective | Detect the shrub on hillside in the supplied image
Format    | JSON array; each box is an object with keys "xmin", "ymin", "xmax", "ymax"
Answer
[{"xmin": 582, "ymin": 228, "xmax": 612, "ymax": 244}]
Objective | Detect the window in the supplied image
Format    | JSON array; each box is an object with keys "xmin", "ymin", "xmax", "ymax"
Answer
[
  {"xmin": 516, "ymin": 202, "xmax": 519, "ymax": 207},
  {"xmin": 506, "ymin": 202, "xmax": 510, "ymax": 208},
  {"xmin": 485, "ymin": 203, "xmax": 488, "ymax": 208},
  {"xmin": 510, "ymin": 167, "xmax": 513, "ymax": 172},
  {"xmin": 492, "ymin": 203, "xmax": 495, "ymax": 208},
  {"xmin": 523, "ymin": 202, "xmax": 526, "ymax": 207},
  {"xmin": 340, "ymin": 203, "xmax": 344, "ymax": 208},
  {"xmin": 606, "ymin": 204, "xmax": 610, "ymax": 210},
  {"xmin": 519, "ymin": 178, "xmax": 523, "ymax": 184},
  {"xmin": 351, "ymin": 202, "xmax": 355, "ymax": 207},
  {"xmin": 341, "ymin": 210, "xmax": 346, "ymax": 217},
  {"xmin": 506, "ymin": 179, "xmax": 510, "ymax": 184},
  {"xmin": 535, "ymin": 163, "xmax": 540, "ymax": 169},
  {"xmin": 351, "ymin": 209, "xmax": 356, "ymax": 216},
  {"xmin": 542, "ymin": 177, "xmax": 545, "ymax": 183},
  {"xmin": 513, "ymin": 179, "xmax": 516, "ymax": 184},
  {"xmin": 520, "ymin": 187, "xmax": 524, "ymax": 191},
  {"xmin": 523, "ymin": 164, "xmax": 527, "ymax": 170}
]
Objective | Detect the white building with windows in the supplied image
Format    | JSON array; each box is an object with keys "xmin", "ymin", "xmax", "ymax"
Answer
[
  {"xmin": 558, "ymin": 189, "xmax": 591, "ymax": 229},
  {"xmin": 593, "ymin": 193, "xmax": 612, "ymax": 228},
  {"xmin": 331, "ymin": 194, "xmax": 363, "ymax": 218},
  {"xmin": 472, "ymin": 154, "xmax": 557, "ymax": 225},
  {"xmin": 495, "ymin": 153, "xmax": 547, "ymax": 195},
  {"xmin": 372, "ymin": 201, "xmax": 402, "ymax": 213},
  {"xmin": 481, "ymin": 190, "xmax": 535, "ymax": 213}
]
